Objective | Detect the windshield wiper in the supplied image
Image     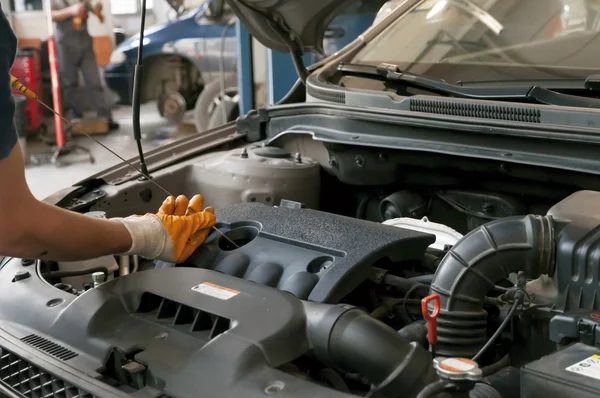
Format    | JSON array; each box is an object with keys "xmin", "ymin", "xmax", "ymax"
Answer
[{"xmin": 337, "ymin": 63, "xmax": 600, "ymax": 109}]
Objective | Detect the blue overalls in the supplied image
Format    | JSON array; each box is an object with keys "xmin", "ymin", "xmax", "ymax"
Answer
[
  {"xmin": 51, "ymin": 0, "xmax": 112, "ymax": 119},
  {"xmin": 0, "ymin": 5, "xmax": 18, "ymax": 160}
]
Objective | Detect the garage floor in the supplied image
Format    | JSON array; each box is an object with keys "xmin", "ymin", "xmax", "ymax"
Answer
[{"xmin": 25, "ymin": 102, "xmax": 196, "ymax": 199}]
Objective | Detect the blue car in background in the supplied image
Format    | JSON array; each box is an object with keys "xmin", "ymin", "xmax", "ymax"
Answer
[
  {"xmin": 105, "ymin": 0, "xmax": 380, "ymax": 130},
  {"xmin": 105, "ymin": 2, "xmax": 237, "ymax": 126}
]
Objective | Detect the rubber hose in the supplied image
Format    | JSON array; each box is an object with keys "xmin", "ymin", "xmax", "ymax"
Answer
[
  {"xmin": 416, "ymin": 380, "xmax": 452, "ymax": 398},
  {"xmin": 383, "ymin": 274, "xmax": 433, "ymax": 292},
  {"xmin": 318, "ymin": 369, "xmax": 350, "ymax": 393},
  {"xmin": 412, "ymin": 274, "xmax": 435, "ymax": 284},
  {"xmin": 429, "ymin": 215, "xmax": 554, "ymax": 357},
  {"xmin": 469, "ymin": 383, "xmax": 503, "ymax": 398},
  {"xmin": 398, "ymin": 320, "xmax": 428, "ymax": 347},
  {"xmin": 481, "ymin": 354, "xmax": 510, "ymax": 377},
  {"xmin": 42, "ymin": 266, "xmax": 109, "ymax": 282},
  {"xmin": 303, "ymin": 301, "xmax": 437, "ymax": 398}
]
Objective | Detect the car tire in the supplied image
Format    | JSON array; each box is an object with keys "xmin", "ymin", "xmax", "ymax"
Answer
[{"xmin": 194, "ymin": 76, "xmax": 239, "ymax": 132}]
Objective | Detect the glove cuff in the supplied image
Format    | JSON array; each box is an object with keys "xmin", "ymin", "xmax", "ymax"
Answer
[{"xmin": 114, "ymin": 214, "xmax": 171, "ymax": 260}]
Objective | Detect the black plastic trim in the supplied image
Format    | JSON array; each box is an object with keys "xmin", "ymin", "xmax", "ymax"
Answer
[
  {"xmin": 20, "ymin": 334, "xmax": 78, "ymax": 361},
  {"xmin": 236, "ymin": 103, "xmax": 600, "ymax": 176},
  {"xmin": 0, "ymin": 330, "xmax": 130, "ymax": 398},
  {"xmin": 410, "ymin": 98, "xmax": 541, "ymax": 123}
]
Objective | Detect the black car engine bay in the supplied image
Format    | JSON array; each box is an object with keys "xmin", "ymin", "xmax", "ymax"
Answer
[{"xmin": 2, "ymin": 136, "xmax": 600, "ymax": 398}]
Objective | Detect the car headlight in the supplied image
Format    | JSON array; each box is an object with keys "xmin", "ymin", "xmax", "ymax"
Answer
[{"xmin": 109, "ymin": 50, "xmax": 127, "ymax": 65}]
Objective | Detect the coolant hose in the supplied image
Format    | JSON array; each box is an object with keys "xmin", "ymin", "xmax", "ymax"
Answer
[
  {"xmin": 429, "ymin": 215, "xmax": 554, "ymax": 357},
  {"xmin": 303, "ymin": 302, "xmax": 437, "ymax": 398}
]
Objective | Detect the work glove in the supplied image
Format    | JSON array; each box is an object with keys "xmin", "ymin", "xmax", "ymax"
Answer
[{"xmin": 116, "ymin": 194, "xmax": 216, "ymax": 263}]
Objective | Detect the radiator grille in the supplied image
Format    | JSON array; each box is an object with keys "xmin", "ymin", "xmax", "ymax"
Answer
[
  {"xmin": 21, "ymin": 335, "xmax": 78, "ymax": 361},
  {"xmin": 410, "ymin": 98, "xmax": 541, "ymax": 123},
  {"xmin": 0, "ymin": 346, "xmax": 94, "ymax": 398}
]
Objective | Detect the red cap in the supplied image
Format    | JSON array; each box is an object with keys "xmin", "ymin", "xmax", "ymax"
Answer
[{"xmin": 421, "ymin": 294, "xmax": 440, "ymax": 346}]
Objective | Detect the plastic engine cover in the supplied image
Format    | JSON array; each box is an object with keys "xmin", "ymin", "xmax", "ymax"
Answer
[
  {"xmin": 0, "ymin": 267, "xmax": 358, "ymax": 398},
  {"xmin": 189, "ymin": 203, "xmax": 435, "ymax": 303}
]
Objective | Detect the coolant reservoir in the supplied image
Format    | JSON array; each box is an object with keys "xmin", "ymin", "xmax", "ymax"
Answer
[
  {"xmin": 190, "ymin": 146, "xmax": 321, "ymax": 209},
  {"xmin": 383, "ymin": 217, "xmax": 463, "ymax": 250}
]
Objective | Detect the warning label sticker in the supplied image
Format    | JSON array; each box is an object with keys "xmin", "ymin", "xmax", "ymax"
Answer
[
  {"xmin": 566, "ymin": 354, "xmax": 600, "ymax": 380},
  {"xmin": 192, "ymin": 282, "xmax": 240, "ymax": 300}
]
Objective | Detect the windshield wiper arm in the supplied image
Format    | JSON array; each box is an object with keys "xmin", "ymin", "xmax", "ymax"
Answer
[{"xmin": 338, "ymin": 63, "xmax": 600, "ymax": 109}]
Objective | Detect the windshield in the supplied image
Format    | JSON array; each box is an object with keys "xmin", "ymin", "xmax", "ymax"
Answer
[{"xmin": 353, "ymin": 0, "xmax": 600, "ymax": 83}]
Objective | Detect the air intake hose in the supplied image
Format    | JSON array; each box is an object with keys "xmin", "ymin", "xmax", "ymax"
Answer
[
  {"xmin": 429, "ymin": 215, "xmax": 555, "ymax": 357},
  {"xmin": 303, "ymin": 302, "xmax": 437, "ymax": 398}
]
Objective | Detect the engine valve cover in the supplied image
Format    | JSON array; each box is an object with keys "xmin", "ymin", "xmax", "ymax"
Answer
[{"xmin": 189, "ymin": 203, "xmax": 435, "ymax": 303}]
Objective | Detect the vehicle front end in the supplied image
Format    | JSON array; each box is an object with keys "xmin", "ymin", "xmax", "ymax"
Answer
[{"xmin": 6, "ymin": 0, "xmax": 600, "ymax": 397}]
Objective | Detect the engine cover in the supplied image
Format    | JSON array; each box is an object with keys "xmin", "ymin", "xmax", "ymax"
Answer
[
  {"xmin": 188, "ymin": 203, "xmax": 435, "ymax": 303},
  {"xmin": 0, "ymin": 266, "xmax": 361, "ymax": 398}
]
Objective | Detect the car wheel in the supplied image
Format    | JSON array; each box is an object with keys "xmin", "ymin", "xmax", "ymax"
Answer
[{"xmin": 194, "ymin": 77, "xmax": 239, "ymax": 132}]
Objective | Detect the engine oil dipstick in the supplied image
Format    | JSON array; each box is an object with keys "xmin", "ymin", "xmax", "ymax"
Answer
[
  {"xmin": 422, "ymin": 293, "xmax": 440, "ymax": 356},
  {"xmin": 10, "ymin": 75, "xmax": 239, "ymax": 249}
]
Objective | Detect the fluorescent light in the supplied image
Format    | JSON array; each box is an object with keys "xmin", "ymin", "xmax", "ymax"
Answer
[{"xmin": 427, "ymin": 0, "xmax": 448, "ymax": 19}]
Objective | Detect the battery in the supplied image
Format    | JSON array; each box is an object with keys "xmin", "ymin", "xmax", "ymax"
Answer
[{"xmin": 521, "ymin": 342, "xmax": 600, "ymax": 398}]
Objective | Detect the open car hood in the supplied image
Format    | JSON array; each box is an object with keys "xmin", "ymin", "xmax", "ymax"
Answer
[{"xmin": 225, "ymin": 0, "xmax": 361, "ymax": 54}]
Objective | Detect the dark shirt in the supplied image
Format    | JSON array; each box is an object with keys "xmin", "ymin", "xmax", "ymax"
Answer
[{"xmin": 0, "ymin": 5, "xmax": 17, "ymax": 160}]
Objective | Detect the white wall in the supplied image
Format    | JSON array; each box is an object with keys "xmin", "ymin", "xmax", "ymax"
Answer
[
  {"xmin": 0, "ymin": 0, "xmax": 10, "ymax": 13},
  {"xmin": 112, "ymin": 0, "xmax": 181, "ymax": 37},
  {"xmin": 9, "ymin": 0, "xmax": 114, "ymax": 40}
]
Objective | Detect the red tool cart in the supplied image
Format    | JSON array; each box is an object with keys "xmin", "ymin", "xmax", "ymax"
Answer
[{"xmin": 10, "ymin": 47, "xmax": 44, "ymax": 133}]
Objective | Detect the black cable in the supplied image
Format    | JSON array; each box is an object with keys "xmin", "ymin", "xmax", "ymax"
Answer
[
  {"xmin": 402, "ymin": 283, "xmax": 429, "ymax": 321},
  {"xmin": 42, "ymin": 266, "xmax": 109, "ymax": 282},
  {"xmin": 218, "ymin": 18, "xmax": 236, "ymax": 124},
  {"xmin": 290, "ymin": 47, "xmax": 309, "ymax": 82},
  {"xmin": 416, "ymin": 380, "xmax": 455, "ymax": 398},
  {"xmin": 132, "ymin": 0, "xmax": 150, "ymax": 177},
  {"xmin": 472, "ymin": 299, "xmax": 520, "ymax": 362}
]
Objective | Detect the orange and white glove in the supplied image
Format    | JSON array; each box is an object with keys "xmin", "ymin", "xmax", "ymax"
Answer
[{"xmin": 116, "ymin": 194, "xmax": 216, "ymax": 263}]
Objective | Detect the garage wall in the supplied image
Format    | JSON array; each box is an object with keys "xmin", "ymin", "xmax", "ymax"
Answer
[
  {"xmin": 0, "ymin": 0, "xmax": 10, "ymax": 13},
  {"xmin": 9, "ymin": 0, "xmax": 114, "ymax": 65}
]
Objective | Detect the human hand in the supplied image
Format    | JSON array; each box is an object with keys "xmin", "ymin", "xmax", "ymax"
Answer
[
  {"xmin": 116, "ymin": 194, "xmax": 216, "ymax": 263},
  {"xmin": 95, "ymin": 1, "xmax": 103, "ymax": 11},
  {"xmin": 71, "ymin": 2, "xmax": 86, "ymax": 17}
]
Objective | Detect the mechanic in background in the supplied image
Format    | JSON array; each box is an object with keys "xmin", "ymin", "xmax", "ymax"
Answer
[
  {"xmin": 0, "ymin": 7, "xmax": 215, "ymax": 264},
  {"xmin": 50, "ymin": 0, "xmax": 118, "ymax": 129}
]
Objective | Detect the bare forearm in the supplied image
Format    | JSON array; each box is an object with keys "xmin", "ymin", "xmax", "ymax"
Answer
[
  {"xmin": 51, "ymin": 8, "xmax": 74, "ymax": 22},
  {"xmin": 0, "ymin": 145, "xmax": 131, "ymax": 260},
  {"xmin": 4, "ymin": 200, "xmax": 133, "ymax": 261}
]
